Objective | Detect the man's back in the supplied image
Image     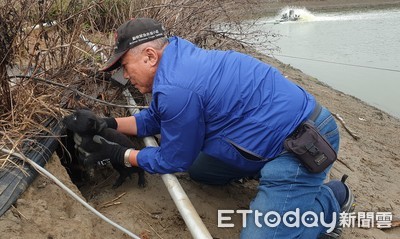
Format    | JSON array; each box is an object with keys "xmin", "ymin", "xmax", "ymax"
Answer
[{"xmin": 154, "ymin": 37, "xmax": 316, "ymax": 163}]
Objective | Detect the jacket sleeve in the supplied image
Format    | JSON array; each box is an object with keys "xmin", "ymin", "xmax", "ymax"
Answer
[
  {"xmin": 136, "ymin": 85, "xmax": 205, "ymax": 174},
  {"xmin": 134, "ymin": 98, "xmax": 161, "ymax": 137}
]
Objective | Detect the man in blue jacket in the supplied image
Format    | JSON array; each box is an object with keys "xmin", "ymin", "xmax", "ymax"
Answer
[{"xmin": 78, "ymin": 18, "xmax": 354, "ymax": 238}]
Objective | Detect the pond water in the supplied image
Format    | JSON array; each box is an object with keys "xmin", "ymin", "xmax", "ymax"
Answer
[{"xmin": 255, "ymin": 7, "xmax": 400, "ymax": 118}]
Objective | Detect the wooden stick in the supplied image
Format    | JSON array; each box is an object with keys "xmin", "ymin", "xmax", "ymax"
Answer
[
  {"xmin": 337, "ymin": 158, "xmax": 354, "ymax": 172},
  {"xmin": 145, "ymin": 221, "xmax": 164, "ymax": 239},
  {"xmin": 134, "ymin": 204, "xmax": 152, "ymax": 217},
  {"xmin": 101, "ymin": 202, "xmax": 122, "ymax": 209},
  {"xmin": 103, "ymin": 192, "xmax": 127, "ymax": 205},
  {"xmin": 333, "ymin": 113, "xmax": 360, "ymax": 140},
  {"xmin": 11, "ymin": 205, "xmax": 28, "ymax": 220}
]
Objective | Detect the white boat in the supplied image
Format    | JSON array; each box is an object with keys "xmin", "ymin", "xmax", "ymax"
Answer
[{"xmin": 275, "ymin": 9, "xmax": 300, "ymax": 23}]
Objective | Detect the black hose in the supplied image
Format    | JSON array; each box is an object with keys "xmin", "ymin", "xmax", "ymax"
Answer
[{"xmin": 0, "ymin": 118, "xmax": 65, "ymax": 216}]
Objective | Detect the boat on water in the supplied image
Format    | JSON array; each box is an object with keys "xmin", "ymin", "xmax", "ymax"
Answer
[{"xmin": 275, "ymin": 9, "xmax": 300, "ymax": 23}]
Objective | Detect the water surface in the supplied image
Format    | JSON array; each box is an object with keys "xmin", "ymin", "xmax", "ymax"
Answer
[{"xmin": 255, "ymin": 8, "xmax": 400, "ymax": 118}]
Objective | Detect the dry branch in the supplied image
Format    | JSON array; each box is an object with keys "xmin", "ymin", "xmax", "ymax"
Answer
[
  {"xmin": 8, "ymin": 75, "xmax": 147, "ymax": 109},
  {"xmin": 337, "ymin": 157, "xmax": 354, "ymax": 172},
  {"xmin": 101, "ymin": 202, "xmax": 122, "ymax": 209},
  {"xmin": 101, "ymin": 192, "xmax": 127, "ymax": 208},
  {"xmin": 333, "ymin": 113, "xmax": 360, "ymax": 140},
  {"xmin": 1, "ymin": 0, "xmax": 276, "ymax": 170}
]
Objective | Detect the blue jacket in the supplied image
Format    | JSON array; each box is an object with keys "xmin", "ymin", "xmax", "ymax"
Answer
[{"xmin": 135, "ymin": 36, "xmax": 316, "ymax": 174}]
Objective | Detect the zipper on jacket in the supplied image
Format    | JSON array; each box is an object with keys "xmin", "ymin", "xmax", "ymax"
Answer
[{"xmin": 226, "ymin": 139, "xmax": 265, "ymax": 161}]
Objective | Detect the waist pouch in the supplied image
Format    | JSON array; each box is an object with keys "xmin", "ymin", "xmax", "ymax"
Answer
[{"xmin": 284, "ymin": 121, "xmax": 337, "ymax": 173}]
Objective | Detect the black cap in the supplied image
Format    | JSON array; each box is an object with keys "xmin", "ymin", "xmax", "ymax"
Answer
[{"xmin": 100, "ymin": 18, "xmax": 165, "ymax": 72}]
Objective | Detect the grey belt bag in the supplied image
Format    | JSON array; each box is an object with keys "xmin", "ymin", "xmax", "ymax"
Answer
[{"xmin": 284, "ymin": 121, "xmax": 337, "ymax": 173}]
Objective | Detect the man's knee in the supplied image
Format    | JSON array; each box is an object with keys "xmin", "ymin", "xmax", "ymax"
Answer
[
  {"xmin": 259, "ymin": 156, "xmax": 302, "ymax": 184},
  {"xmin": 187, "ymin": 167, "xmax": 204, "ymax": 182},
  {"xmin": 188, "ymin": 168, "xmax": 231, "ymax": 185}
]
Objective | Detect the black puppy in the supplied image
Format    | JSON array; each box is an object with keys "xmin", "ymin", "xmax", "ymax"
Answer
[{"xmin": 62, "ymin": 109, "xmax": 146, "ymax": 188}]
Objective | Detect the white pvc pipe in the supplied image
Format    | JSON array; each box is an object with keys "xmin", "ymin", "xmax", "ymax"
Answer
[
  {"xmin": 79, "ymin": 34, "xmax": 108, "ymax": 63},
  {"xmin": 23, "ymin": 21, "xmax": 58, "ymax": 32},
  {"xmin": 124, "ymin": 90, "xmax": 213, "ymax": 239},
  {"xmin": 161, "ymin": 175, "xmax": 212, "ymax": 238}
]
